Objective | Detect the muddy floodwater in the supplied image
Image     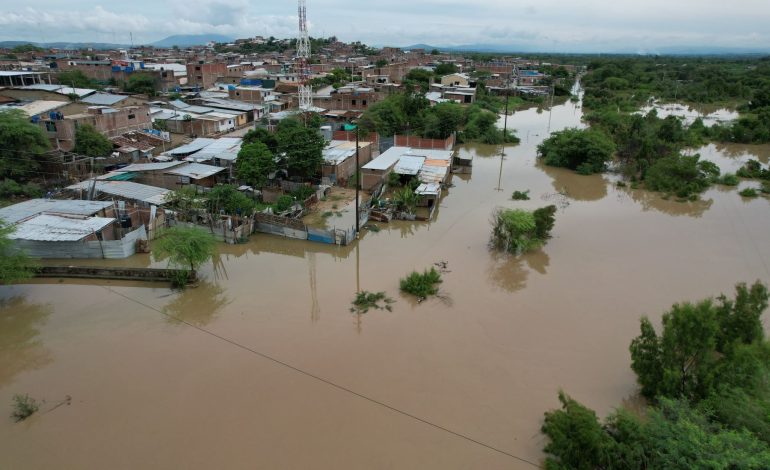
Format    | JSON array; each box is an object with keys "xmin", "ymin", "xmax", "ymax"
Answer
[{"xmin": 2, "ymin": 91, "xmax": 770, "ymax": 469}]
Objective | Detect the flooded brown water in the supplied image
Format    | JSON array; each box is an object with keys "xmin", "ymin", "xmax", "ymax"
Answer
[{"xmin": 2, "ymin": 91, "xmax": 770, "ymax": 469}]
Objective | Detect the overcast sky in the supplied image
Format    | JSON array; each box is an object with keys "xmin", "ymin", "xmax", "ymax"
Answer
[{"xmin": 1, "ymin": 0, "xmax": 768, "ymax": 52}]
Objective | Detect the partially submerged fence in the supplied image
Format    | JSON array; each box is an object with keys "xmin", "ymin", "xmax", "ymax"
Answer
[
  {"xmin": 35, "ymin": 265, "xmax": 194, "ymax": 284},
  {"xmin": 253, "ymin": 212, "xmax": 356, "ymax": 245}
]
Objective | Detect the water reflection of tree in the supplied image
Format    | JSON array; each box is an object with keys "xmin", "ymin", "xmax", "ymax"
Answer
[
  {"xmin": 537, "ymin": 162, "xmax": 609, "ymax": 201},
  {"xmin": 624, "ymin": 188, "xmax": 713, "ymax": 218},
  {"xmin": 487, "ymin": 249, "xmax": 550, "ymax": 293},
  {"xmin": 0, "ymin": 296, "xmax": 53, "ymax": 387},
  {"xmin": 162, "ymin": 281, "xmax": 230, "ymax": 326}
]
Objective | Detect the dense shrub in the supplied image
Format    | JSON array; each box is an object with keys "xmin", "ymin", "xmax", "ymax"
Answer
[
  {"xmin": 537, "ymin": 128, "xmax": 615, "ymax": 174},
  {"xmin": 491, "ymin": 205, "xmax": 557, "ymax": 255},
  {"xmin": 399, "ymin": 268, "xmax": 442, "ymax": 300},
  {"xmin": 644, "ymin": 154, "xmax": 719, "ymax": 198}
]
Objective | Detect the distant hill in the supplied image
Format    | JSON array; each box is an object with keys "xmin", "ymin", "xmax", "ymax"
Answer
[
  {"xmin": 0, "ymin": 40, "xmax": 129, "ymax": 50},
  {"xmin": 399, "ymin": 42, "xmax": 770, "ymax": 56},
  {"xmin": 151, "ymin": 34, "xmax": 234, "ymax": 48}
]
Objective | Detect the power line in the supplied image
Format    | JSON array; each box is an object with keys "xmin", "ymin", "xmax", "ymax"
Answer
[{"xmin": 100, "ymin": 285, "xmax": 541, "ymax": 468}]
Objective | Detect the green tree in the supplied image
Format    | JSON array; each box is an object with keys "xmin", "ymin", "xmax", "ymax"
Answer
[
  {"xmin": 236, "ymin": 142, "xmax": 275, "ymax": 189},
  {"xmin": 0, "ymin": 219, "xmax": 35, "ymax": 284},
  {"xmin": 163, "ymin": 187, "xmax": 205, "ymax": 221},
  {"xmin": 490, "ymin": 206, "xmax": 556, "ymax": 255},
  {"xmin": 404, "ymin": 68, "xmax": 433, "ymax": 90},
  {"xmin": 56, "ymin": 70, "xmax": 100, "ymax": 89},
  {"xmin": 73, "ymin": 124, "xmax": 113, "ymax": 157},
  {"xmin": 644, "ymin": 154, "xmax": 718, "ymax": 198},
  {"xmin": 375, "ymin": 59, "xmax": 388, "ymax": 68},
  {"xmin": 275, "ymin": 119, "xmax": 326, "ymax": 179},
  {"xmin": 123, "ymin": 73, "xmax": 158, "ymax": 96},
  {"xmin": 0, "ymin": 109, "xmax": 51, "ymax": 179},
  {"xmin": 538, "ymin": 128, "xmax": 616, "ymax": 174},
  {"xmin": 153, "ymin": 226, "xmax": 216, "ymax": 280},
  {"xmin": 422, "ymin": 102, "xmax": 464, "ymax": 139},
  {"xmin": 541, "ymin": 391, "xmax": 614, "ymax": 469},
  {"xmin": 206, "ymin": 184, "xmax": 256, "ymax": 215},
  {"xmin": 434, "ymin": 63, "xmax": 459, "ymax": 76},
  {"xmin": 243, "ymin": 127, "xmax": 279, "ymax": 153}
]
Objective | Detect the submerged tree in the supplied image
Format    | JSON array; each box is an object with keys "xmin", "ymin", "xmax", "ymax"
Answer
[
  {"xmin": 537, "ymin": 127, "xmax": 616, "ymax": 174},
  {"xmin": 490, "ymin": 205, "xmax": 557, "ymax": 255},
  {"xmin": 153, "ymin": 227, "xmax": 216, "ymax": 285}
]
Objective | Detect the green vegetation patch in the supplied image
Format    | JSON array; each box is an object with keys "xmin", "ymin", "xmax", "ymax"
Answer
[
  {"xmin": 11, "ymin": 394, "xmax": 39, "ymax": 422},
  {"xmin": 537, "ymin": 128, "xmax": 615, "ymax": 174},
  {"xmin": 511, "ymin": 190, "xmax": 531, "ymax": 201},
  {"xmin": 399, "ymin": 268, "xmax": 443, "ymax": 301},
  {"xmin": 350, "ymin": 291, "xmax": 395, "ymax": 313},
  {"xmin": 491, "ymin": 206, "xmax": 557, "ymax": 255}
]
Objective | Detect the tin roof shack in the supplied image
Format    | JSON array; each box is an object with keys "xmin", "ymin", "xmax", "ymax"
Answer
[
  {"xmin": 0, "ymin": 199, "xmax": 149, "ymax": 259},
  {"xmin": 171, "ymin": 138, "xmax": 243, "ymax": 179},
  {"xmin": 440, "ymin": 73, "xmax": 471, "ymax": 87},
  {"xmin": 322, "ymin": 140, "xmax": 373, "ymax": 185},
  {"xmin": 40, "ymin": 105, "xmax": 152, "ymax": 152},
  {"xmin": 100, "ymin": 161, "xmax": 224, "ymax": 190},
  {"xmin": 66, "ymin": 180, "xmax": 170, "ymax": 207},
  {"xmin": 361, "ymin": 146, "xmax": 408, "ymax": 191},
  {"xmin": 361, "ymin": 147, "xmax": 454, "ymax": 191}
]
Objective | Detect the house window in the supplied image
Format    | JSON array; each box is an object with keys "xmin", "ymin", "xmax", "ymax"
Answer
[
  {"xmin": 236, "ymin": 92, "xmax": 240, "ymax": 96},
  {"xmin": 195, "ymin": 66, "xmax": 201, "ymax": 71},
  {"xmin": 362, "ymin": 100, "xmax": 367, "ymax": 106},
  {"xmin": 128, "ymin": 114, "xmax": 136, "ymax": 120},
  {"xmin": 45, "ymin": 121, "xmax": 57, "ymax": 132},
  {"xmin": 352, "ymin": 99, "xmax": 357, "ymax": 105}
]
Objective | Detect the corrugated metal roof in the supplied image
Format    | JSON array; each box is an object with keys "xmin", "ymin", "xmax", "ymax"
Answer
[
  {"xmin": 394, "ymin": 156, "xmax": 425, "ymax": 175},
  {"xmin": 67, "ymin": 181, "xmax": 171, "ymax": 205},
  {"xmin": 415, "ymin": 182, "xmax": 441, "ymax": 196},
  {"xmin": 418, "ymin": 165, "xmax": 449, "ymax": 184},
  {"xmin": 167, "ymin": 138, "xmax": 217, "ymax": 155},
  {"xmin": 362, "ymin": 146, "xmax": 411, "ymax": 171},
  {"xmin": 0, "ymin": 100, "xmax": 67, "ymax": 117},
  {"xmin": 117, "ymin": 162, "xmax": 184, "ymax": 172},
  {"xmin": 408, "ymin": 149, "xmax": 454, "ymax": 161},
  {"xmin": 8, "ymin": 214, "xmax": 115, "ymax": 242},
  {"xmin": 166, "ymin": 163, "xmax": 225, "ymax": 179},
  {"xmin": 82, "ymin": 93, "xmax": 128, "ymax": 106},
  {"xmin": 0, "ymin": 199, "xmax": 114, "ymax": 225}
]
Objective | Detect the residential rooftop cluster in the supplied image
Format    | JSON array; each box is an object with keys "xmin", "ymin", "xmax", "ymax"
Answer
[{"xmin": 0, "ymin": 36, "xmax": 578, "ymax": 259}]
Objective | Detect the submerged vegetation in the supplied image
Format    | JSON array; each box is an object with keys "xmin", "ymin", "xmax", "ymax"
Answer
[
  {"xmin": 350, "ymin": 291, "xmax": 395, "ymax": 313},
  {"xmin": 11, "ymin": 394, "xmax": 39, "ymax": 422},
  {"xmin": 153, "ymin": 226, "xmax": 217, "ymax": 286},
  {"xmin": 511, "ymin": 190, "xmax": 531, "ymax": 201},
  {"xmin": 399, "ymin": 268, "xmax": 443, "ymax": 301},
  {"xmin": 538, "ymin": 128, "xmax": 616, "ymax": 175},
  {"xmin": 491, "ymin": 205, "xmax": 557, "ymax": 255},
  {"xmin": 542, "ymin": 281, "xmax": 770, "ymax": 469}
]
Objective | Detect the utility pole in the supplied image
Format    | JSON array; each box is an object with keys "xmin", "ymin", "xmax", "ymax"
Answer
[
  {"xmin": 496, "ymin": 74, "xmax": 511, "ymax": 192},
  {"xmin": 355, "ymin": 124, "xmax": 360, "ymax": 236}
]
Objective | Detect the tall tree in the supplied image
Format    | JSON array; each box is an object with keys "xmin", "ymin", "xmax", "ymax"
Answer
[
  {"xmin": 236, "ymin": 142, "xmax": 275, "ymax": 189},
  {"xmin": 275, "ymin": 119, "xmax": 326, "ymax": 179},
  {"xmin": 73, "ymin": 124, "xmax": 113, "ymax": 157},
  {"xmin": 0, "ymin": 110, "xmax": 50, "ymax": 179}
]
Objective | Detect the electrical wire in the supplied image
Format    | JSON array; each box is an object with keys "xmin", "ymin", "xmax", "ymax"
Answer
[{"xmin": 100, "ymin": 285, "xmax": 541, "ymax": 468}]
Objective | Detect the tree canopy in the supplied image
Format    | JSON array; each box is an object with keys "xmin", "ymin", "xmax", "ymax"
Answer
[
  {"xmin": 0, "ymin": 219, "xmax": 35, "ymax": 285},
  {"xmin": 274, "ymin": 119, "xmax": 326, "ymax": 179},
  {"xmin": 73, "ymin": 124, "xmax": 113, "ymax": 158},
  {"xmin": 123, "ymin": 73, "xmax": 158, "ymax": 96},
  {"xmin": 0, "ymin": 109, "xmax": 51, "ymax": 180},
  {"xmin": 537, "ymin": 128, "xmax": 616, "ymax": 174},
  {"xmin": 542, "ymin": 281, "xmax": 770, "ymax": 469},
  {"xmin": 236, "ymin": 142, "xmax": 276, "ymax": 189},
  {"xmin": 153, "ymin": 226, "xmax": 216, "ymax": 276},
  {"xmin": 56, "ymin": 70, "xmax": 101, "ymax": 89}
]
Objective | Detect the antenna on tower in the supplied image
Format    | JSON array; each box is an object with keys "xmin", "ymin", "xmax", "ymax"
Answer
[{"xmin": 296, "ymin": 0, "xmax": 313, "ymax": 111}]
